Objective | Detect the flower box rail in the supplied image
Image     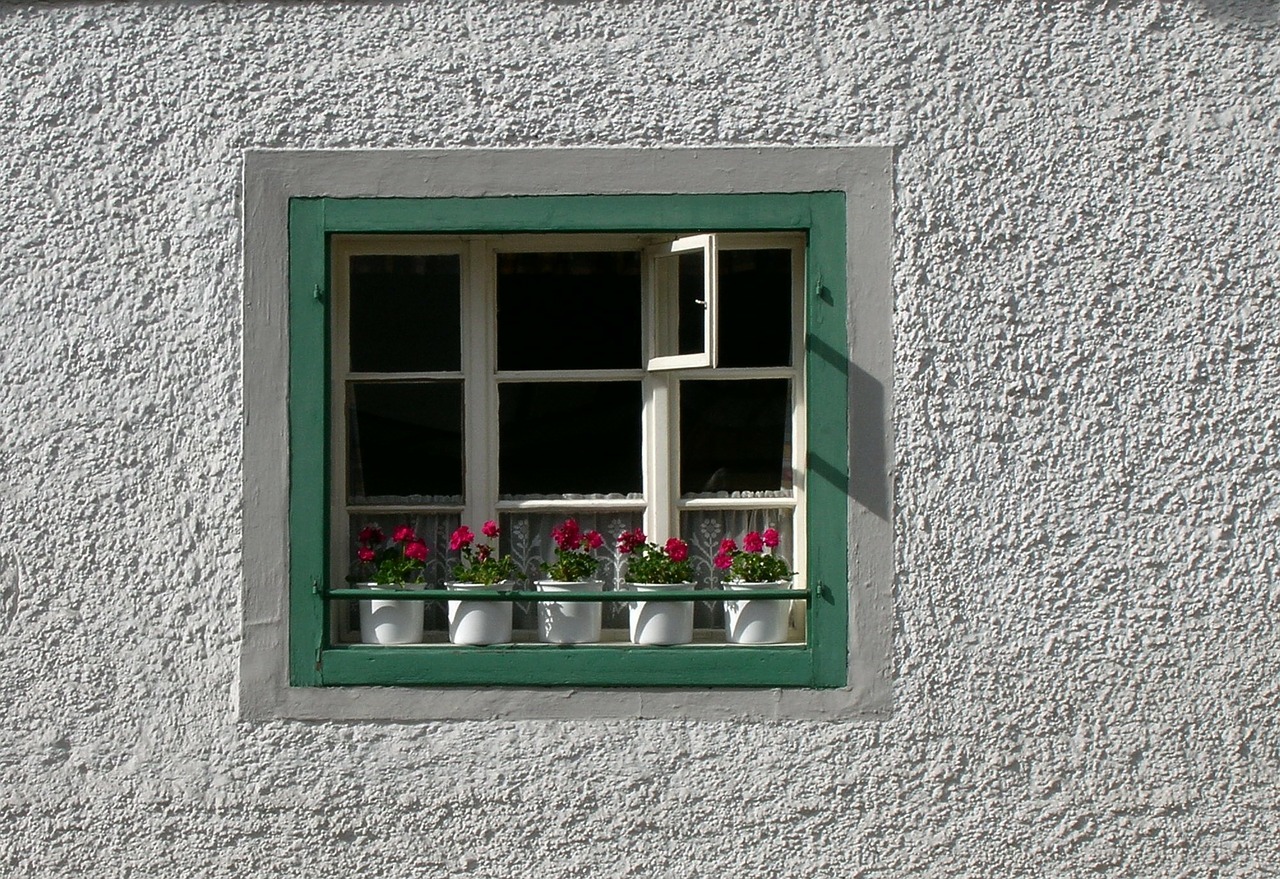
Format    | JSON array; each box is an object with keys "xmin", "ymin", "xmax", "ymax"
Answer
[{"xmin": 327, "ymin": 587, "xmax": 807, "ymax": 602}]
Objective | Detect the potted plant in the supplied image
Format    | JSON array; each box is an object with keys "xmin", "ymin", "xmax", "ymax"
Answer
[
  {"xmin": 352, "ymin": 524, "xmax": 431, "ymax": 644},
  {"xmin": 535, "ymin": 518, "xmax": 606, "ymax": 644},
  {"xmin": 446, "ymin": 520, "xmax": 518, "ymax": 645},
  {"xmin": 618, "ymin": 529, "xmax": 695, "ymax": 645},
  {"xmin": 714, "ymin": 528, "xmax": 797, "ymax": 644}
]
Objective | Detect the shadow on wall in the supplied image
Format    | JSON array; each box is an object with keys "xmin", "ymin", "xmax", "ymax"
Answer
[{"xmin": 806, "ymin": 332, "xmax": 891, "ymax": 523}]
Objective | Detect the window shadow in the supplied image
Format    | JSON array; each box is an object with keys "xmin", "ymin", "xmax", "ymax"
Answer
[{"xmin": 806, "ymin": 333, "xmax": 890, "ymax": 522}]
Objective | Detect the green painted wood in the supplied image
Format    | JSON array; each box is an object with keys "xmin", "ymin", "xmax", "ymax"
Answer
[
  {"xmin": 289, "ymin": 191, "xmax": 851, "ymax": 689},
  {"xmin": 319, "ymin": 644, "xmax": 812, "ymax": 688},
  {"xmin": 321, "ymin": 194, "xmax": 823, "ymax": 234},
  {"xmin": 804, "ymin": 193, "xmax": 851, "ymax": 688},
  {"xmin": 327, "ymin": 588, "xmax": 809, "ymax": 601},
  {"xmin": 288, "ymin": 199, "xmax": 330, "ymax": 687}
]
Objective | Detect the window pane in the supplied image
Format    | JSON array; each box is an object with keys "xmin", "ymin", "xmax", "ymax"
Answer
[
  {"xmin": 347, "ymin": 382, "xmax": 463, "ymax": 503},
  {"xmin": 337, "ymin": 512, "xmax": 461, "ymax": 643},
  {"xmin": 653, "ymin": 250, "xmax": 707, "ymax": 359},
  {"xmin": 499, "ymin": 382, "xmax": 643, "ymax": 497},
  {"xmin": 349, "ymin": 254, "xmax": 461, "ymax": 372},
  {"xmin": 717, "ymin": 249, "xmax": 792, "ymax": 367},
  {"xmin": 680, "ymin": 379, "xmax": 792, "ymax": 496},
  {"xmin": 497, "ymin": 252, "xmax": 641, "ymax": 370},
  {"xmin": 500, "ymin": 510, "xmax": 645, "ymax": 632},
  {"xmin": 681, "ymin": 509, "xmax": 798, "ymax": 633}
]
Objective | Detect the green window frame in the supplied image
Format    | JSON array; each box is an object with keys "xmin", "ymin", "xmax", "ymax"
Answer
[{"xmin": 287, "ymin": 192, "xmax": 849, "ymax": 688}]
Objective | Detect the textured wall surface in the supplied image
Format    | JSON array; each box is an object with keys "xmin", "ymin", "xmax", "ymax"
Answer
[{"xmin": 1, "ymin": 1, "xmax": 1278, "ymax": 876}]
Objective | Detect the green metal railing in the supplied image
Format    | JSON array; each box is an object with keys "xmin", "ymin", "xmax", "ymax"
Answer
[{"xmin": 326, "ymin": 587, "xmax": 809, "ymax": 602}]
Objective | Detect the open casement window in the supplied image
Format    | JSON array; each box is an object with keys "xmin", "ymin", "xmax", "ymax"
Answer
[
  {"xmin": 288, "ymin": 193, "xmax": 850, "ymax": 688},
  {"xmin": 645, "ymin": 233, "xmax": 718, "ymax": 371}
]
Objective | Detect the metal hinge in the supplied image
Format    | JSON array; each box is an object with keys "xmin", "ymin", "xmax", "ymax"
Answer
[{"xmin": 313, "ymin": 284, "xmax": 324, "ymax": 303}]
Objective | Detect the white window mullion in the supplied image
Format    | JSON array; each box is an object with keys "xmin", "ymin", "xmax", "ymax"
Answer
[
  {"xmin": 642, "ymin": 374, "xmax": 676, "ymax": 542},
  {"xmin": 790, "ymin": 242, "xmax": 808, "ymax": 596}
]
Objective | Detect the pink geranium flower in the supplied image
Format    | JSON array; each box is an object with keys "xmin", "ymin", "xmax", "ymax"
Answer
[
  {"xmin": 713, "ymin": 551, "xmax": 733, "ymax": 570},
  {"xmin": 393, "ymin": 524, "xmax": 416, "ymax": 543},
  {"xmin": 585, "ymin": 530, "xmax": 604, "ymax": 550},
  {"xmin": 743, "ymin": 531, "xmax": 764, "ymax": 553},
  {"xmin": 482, "ymin": 520, "xmax": 500, "ymax": 539},
  {"xmin": 358, "ymin": 525, "xmax": 384, "ymax": 546},
  {"xmin": 719, "ymin": 538, "xmax": 737, "ymax": 554},
  {"xmin": 357, "ymin": 546, "xmax": 376, "ymax": 563},
  {"xmin": 404, "ymin": 539, "xmax": 429, "ymax": 562},
  {"xmin": 617, "ymin": 528, "xmax": 646, "ymax": 554},
  {"xmin": 664, "ymin": 537, "xmax": 688, "ymax": 562},
  {"xmin": 552, "ymin": 518, "xmax": 582, "ymax": 551},
  {"xmin": 762, "ymin": 528, "xmax": 780, "ymax": 548},
  {"xmin": 450, "ymin": 525, "xmax": 474, "ymax": 551}
]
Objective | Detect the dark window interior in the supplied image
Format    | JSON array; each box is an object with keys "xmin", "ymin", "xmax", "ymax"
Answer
[
  {"xmin": 347, "ymin": 381, "xmax": 463, "ymax": 500},
  {"xmin": 717, "ymin": 249, "xmax": 792, "ymax": 367},
  {"xmin": 680, "ymin": 378, "xmax": 790, "ymax": 495},
  {"xmin": 499, "ymin": 382, "xmax": 643, "ymax": 496},
  {"xmin": 497, "ymin": 251, "xmax": 641, "ymax": 370},
  {"xmin": 349, "ymin": 254, "xmax": 461, "ymax": 373}
]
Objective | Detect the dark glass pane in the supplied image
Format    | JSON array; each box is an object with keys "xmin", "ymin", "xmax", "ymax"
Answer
[
  {"xmin": 680, "ymin": 379, "xmax": 791, "ymax": 495},
  {"xmin": 496, "ymin": 252, "xmax": 641, "ymax": 370},
  {"xmin": 653, "ymin": 249, "xmax": 706, "ymax": 360},
  {"xmin": 349, "ymin": 254, "xmax": 461, "ymax": 372},
  {"xmin": 347, "ymin": 382, "xmax": 463, "ymax": 502},
  {"xmin": 717, "ymin": 249, "xmax": 792, "ymax": 367},
  {"xmin": 678, "ymin": 251, "xmax": 705, "ymax": 356},
  {"xmin": 499, "ymin": 382, "xmax": 643, "ymax": 496}
]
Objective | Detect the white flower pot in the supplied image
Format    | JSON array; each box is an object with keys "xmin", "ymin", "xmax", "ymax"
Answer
[
  {"xmin": 359, "ymin": 598, "xmax": 425, "ymax": 645},
  {"xmin": 724, "ymin": 581, "xmax": 794, "ymax": 644},
  {"xmin": 446, "ymin": 581, "xmax": 513, "ymax": 645},
  {"xmin": 536, "ymin": 580, "xmax": 603, "ymax": 644},
  {"xmin": 627, "ymin": 582, "xmax": 695, "ymax": 645}
]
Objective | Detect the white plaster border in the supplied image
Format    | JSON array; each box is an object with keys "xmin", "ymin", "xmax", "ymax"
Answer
[{"xmin": 239, "ymin": 147, "xmax": 893, "ymax": 721}]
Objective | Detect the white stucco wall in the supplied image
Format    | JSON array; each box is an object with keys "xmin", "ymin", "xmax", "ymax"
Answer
[{"xmin": 1, "ymin": 1, "xmax": 1277, "ymax": 876}]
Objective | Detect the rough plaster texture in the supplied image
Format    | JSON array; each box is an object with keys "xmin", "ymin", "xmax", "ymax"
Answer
[{"xmin": 1, "ymin": 1, "xmax": 1277, "ymax": 876}]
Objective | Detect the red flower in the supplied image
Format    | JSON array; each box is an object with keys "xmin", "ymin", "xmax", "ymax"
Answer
[
  {"xmin": 475, "ymin": 544, "xmax": 491, "ymax": 563},
  {"xmin": 743, "ymin": 531, "xmax": 764, "ymax": 553},
  {"xmin": 713, "ymin": 552, "xmax": 733, "ymax": 570},
  {"xmin": 450, "ymin": 526, "xmax": 474, "ymax": 551},
  {"xmin": 404, "ymin": 539, "xmax": 429, "ymax": 562},
  {"xmin": 393, "ymin": 525, "xmax": 416, "ymax": 543},
  {"xmin": 585, "ymin": 530, "xmax": 604, "ymax": 550},
  {"xmin": 719, "ymin": 538, "xmax": 737, "ymax": 554},
  {"xmin": 357, "ymin": 546, "xmax": 376, "ymax": 563},
  {"xmin": 552, "ymin": 518, "xmax": 582, "ymax": 551},
  {"xmin": 482, "ymin": 520, "xmax": 500, "ymax": 539},
  {"xmin": 358, "ymin": 525, "xmax": 384, "ymax": 546},
  {"xmin": 762, "ymin": 528, "xmax": 780, "ymax": 548},
  {"xmin": 617, "ymin": 528, "xmax": 646, "ymax": 554},
  {"xmin": 664, "ymin": 537, "xmax": 688, "ymax": 562}
]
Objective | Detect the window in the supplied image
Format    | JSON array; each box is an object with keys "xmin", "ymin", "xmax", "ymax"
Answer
[
  {"xmin": 290, "ymin": 195, "xmax": 846, "ymax": 687},
  {"xmin": 329, "ymin": 233, "xmax": 804, "ymax": 643},
  {"xmin": 241, "ymin": 149, "xmax": 893, "ymax": 719}
]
